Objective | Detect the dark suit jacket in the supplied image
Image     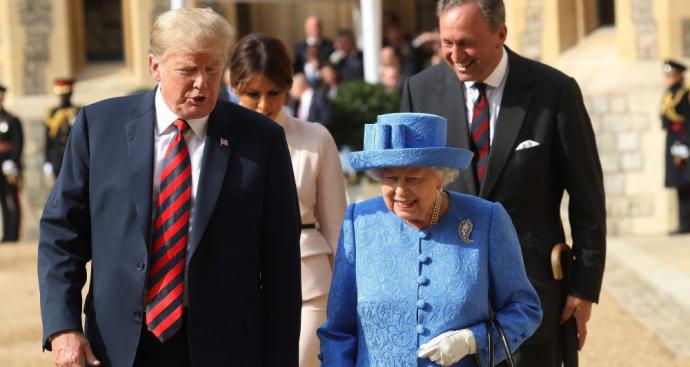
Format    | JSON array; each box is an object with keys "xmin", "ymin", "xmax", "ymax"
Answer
[
  {"xmin": 38, "ymin": 88, "xmax": 302, "ymax": 366},
  {"xmin": 401, "ymin": 49, "xmax": 606, "ymax": 344},
  {"xmin": 293, "ymin": 39, "xmax": 334, "ymax": 74},
  {"xmin": 307, "ymin": 88, "xmax": 332, "ymax": 126}
]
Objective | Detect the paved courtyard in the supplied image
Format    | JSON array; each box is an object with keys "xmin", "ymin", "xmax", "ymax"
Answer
[{"xmin": 2, "ymin": 235, "xmax": 689, "ymax": 366}]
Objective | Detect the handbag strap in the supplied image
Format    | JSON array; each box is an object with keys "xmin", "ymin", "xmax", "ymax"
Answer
[
  {"xmin": 484, "ymin": 301, "xmax": 516, "ymax": 367},
  {"xmin": 487, "ymin": 318, "xmax": 494, "ymax": 366},
  {"xmin": 494, "ymin": 319, "xmax": 516, "ymax": 367}
]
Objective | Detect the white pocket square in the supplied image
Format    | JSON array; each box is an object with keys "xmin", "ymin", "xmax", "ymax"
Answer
[{"xmin": 515, "ymin": 140, "xmax": 541, "ymax": 151}]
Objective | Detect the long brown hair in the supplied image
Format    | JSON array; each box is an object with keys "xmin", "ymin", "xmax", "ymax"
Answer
[{"xmin": 229, "ymin": 33, "xmax": 293, "ymax": 93}]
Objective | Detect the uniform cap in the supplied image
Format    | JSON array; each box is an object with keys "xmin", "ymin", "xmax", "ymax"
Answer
[
  {"xmin": 663, "ymin": 59, "xmax": 687, "ymax": 74},
  {"xmin": 53, "ymin": 79, "xmax": 75, "ymax": 95}
]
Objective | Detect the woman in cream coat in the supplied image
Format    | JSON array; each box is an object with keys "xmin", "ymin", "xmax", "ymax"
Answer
[{"xmin": 229, "ymin": 33, "xmax": 347, "ymax": 367}]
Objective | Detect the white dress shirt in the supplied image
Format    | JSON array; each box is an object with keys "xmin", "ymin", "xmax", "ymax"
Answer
[
  {"xmin": 153, "ymin": 87, "xmax": 208, "ymax": 304},
  {"xmin": 298, "ymin": 88, "xmax": 314, "ymax": 121},
  {"xmin": 464, "ymin": 47, "xmax": 510, "ymax": 145}
]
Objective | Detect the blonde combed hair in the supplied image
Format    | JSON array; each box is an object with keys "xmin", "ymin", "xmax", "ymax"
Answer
[{"xmin": 149, "ymin": 7, "xmax": 235, "ymax": 62}]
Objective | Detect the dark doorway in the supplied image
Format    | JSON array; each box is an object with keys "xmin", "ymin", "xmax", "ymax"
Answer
[
  {"xmin": 84, "ymin": 0, "xmax": 124, "ymax": 61},
  {"xmin": 599, "ymin": 0, "xmax": 615, "ymax": 26},
  {"xmin": 235, "ymin": 4, "xmax": 252, "ymax": 39}
]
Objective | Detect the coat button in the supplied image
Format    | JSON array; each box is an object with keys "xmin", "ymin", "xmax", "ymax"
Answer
[
  {"xmin": 417, "ymin": 276, "xmax": 428, "ymax": 285},
  {"xmin": 132, "ymin": 310, "xmax": 142, "ymax": 321},
  {"xmin": 416, "ymin": 325, "xmax": 425, "ymax": 334},
  {"xmin": 418, "ymin": 230, "xmax": 428, "ymax": 239},
  {"xmin": 137, "ymin": 262, "xmax": 145, "ymax": 271},
  {"xmin": 418, "ymin": 254, "xmax": 429, "ymax": 264},
  {"xmin": 416, "ymin": 300, "xmax": 426, "ymax": 309}
]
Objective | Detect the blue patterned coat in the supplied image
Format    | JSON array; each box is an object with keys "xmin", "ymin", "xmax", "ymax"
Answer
[{"xmin": 317, "ymin": 192, "xmax": 542, "ymax": 366}]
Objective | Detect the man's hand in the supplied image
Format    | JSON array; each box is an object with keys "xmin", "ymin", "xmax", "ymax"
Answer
[
  {"xmin": 50, "ymin": 330, "xmax": 101, "ymax": 367},
  {"xmin": 560, "ymin": 295, "xmax": 593, "ymax": 351}
]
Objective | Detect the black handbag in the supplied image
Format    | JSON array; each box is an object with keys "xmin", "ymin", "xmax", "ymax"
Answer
[
  {"xmin": 487, "ymin": 318, "xmax": 516, "ymax": 367},
  {"xmin": 475, "ymin": 305, "xmax": 516, "ymax": 367}
]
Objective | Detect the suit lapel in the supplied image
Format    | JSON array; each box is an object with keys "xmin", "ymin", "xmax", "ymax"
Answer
[
  {"xmin": 187, "ymin": 107, "xmax": 232, "ymax": 261},
  {"xmin": 441, "ymin": 65, "xmax": 478, "ymax": 195},
  {"xmin": 480, "ymin": 50, "xmax": 534, "ymax": 198},
  {"xmin": 125, "ymin": 90, "xmax": 156, "ymax": 244}
]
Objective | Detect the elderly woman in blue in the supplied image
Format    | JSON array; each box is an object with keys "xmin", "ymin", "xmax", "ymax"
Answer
[{"xmin": 317, "ymin": 113, "xmax": 542, "ymax": 366}]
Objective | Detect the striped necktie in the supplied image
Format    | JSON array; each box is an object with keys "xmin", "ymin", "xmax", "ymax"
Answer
[
  {"xmin": 470, "ymin": 82, "xmax": 490, "ymax": 187},
  {"xmin": 146, "ymin": 118, "xmax": 192, "ymax": 342}
]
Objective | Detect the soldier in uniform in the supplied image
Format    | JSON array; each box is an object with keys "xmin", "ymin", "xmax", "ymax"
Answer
[
  {"xmin": 44, "ymin": 79, "xmax": 79, "ymax": 180},
  {"xmin": 661, "ymin": 59, "xmax": 690, "ymax": 234},
  {"xmin": 0, "ymin": 84, "xmax": 24, "ymax": 242}
]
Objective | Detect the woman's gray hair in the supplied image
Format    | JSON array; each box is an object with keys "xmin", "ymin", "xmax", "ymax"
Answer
[
  {"xmin": 149, "ymin": 7, "xmax": 235, "ymax": 63},
  {"xmin": 368, "ymin": 167, "xmax": 460, "ymax": 188},
  {"xmin": 436, "ymin": 0, "xmax": 505, "ymax": 33}
]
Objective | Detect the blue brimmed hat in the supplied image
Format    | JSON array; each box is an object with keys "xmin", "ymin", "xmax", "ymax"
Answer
[{"xmin": 348, "ymin": 113, "xmax": 473, "ymax": 171}]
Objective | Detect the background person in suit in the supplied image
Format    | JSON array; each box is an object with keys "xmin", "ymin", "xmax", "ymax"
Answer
[
  {"xmin": 661, "ymin": 59, "xmax": 690, "ymax": 235},
  {"xmin": 229, "ymin": 33, "xmax": 347, "ymax": 367},
  {"xmin": 401, "ymin": 1, "xmax": 606, "ymax": 366},
  {"xmin": 294, "ymin": 16, "xmax": 334, "ymax": 75},
  {"xmin": 0, "ymin": 84, "xmax": 23, "ymax": 242},
  {"xmin": 44, "ymin": 79, "xmax": 79, "ymax": 181},
  {"xmin": 329, "ymin": 30, "xmax": 364, "ymax": 82},
  {"xmin": 38, "ymin": 8, "xmax": 302, "ymax": 367}
]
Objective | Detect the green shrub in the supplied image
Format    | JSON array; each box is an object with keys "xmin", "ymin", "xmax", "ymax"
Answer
[{"xmin": 330, "ymin": 80, "xmax": 400, "ymax": 150}]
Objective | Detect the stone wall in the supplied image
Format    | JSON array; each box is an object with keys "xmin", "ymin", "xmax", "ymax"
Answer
[
  {"xmin": 520, "ymin": 0, "xmax": 543, "ymax": 60},
  {"xmin": 19, "ymin": 0, "xmax": 52, "ymax": 95},
  {"xmin": 584, "ymin": 92, "xmax": 659, "ymax": 235},
  {"xmin": 631, "ymin": 0, "xmax": 657, "ymax": 59}
]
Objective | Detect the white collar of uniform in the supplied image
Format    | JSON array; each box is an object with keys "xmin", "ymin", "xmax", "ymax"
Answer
[
  {"xmin": 464, "ymin": 46, "xmax": 509, "ymax": 90},
  {"xmin": 154, "ymin": 85, "xmax": 209, "ymax": 138}
]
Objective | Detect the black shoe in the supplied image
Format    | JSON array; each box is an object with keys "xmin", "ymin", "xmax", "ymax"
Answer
[{"xmin": 669, "ymin": 228, "xmax": 690, "ymax": 235}]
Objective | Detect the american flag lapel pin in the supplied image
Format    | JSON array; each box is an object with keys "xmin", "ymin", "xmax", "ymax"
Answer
[{"xmin": 220, "ymin": 137, "xmax": 229, "ymax": 149}]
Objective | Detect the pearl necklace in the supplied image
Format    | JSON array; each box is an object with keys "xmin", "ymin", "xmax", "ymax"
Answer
[{"xmin": 429, "ymin": 190, "xmax": 442, "ymax": 227}]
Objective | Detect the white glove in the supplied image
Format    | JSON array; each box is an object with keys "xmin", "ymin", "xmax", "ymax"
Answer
[
  {"xmin": 418, "ymin": 329, "xmax": 476, "ymax": 366},
  {"xmin": 43, "ymin": 162, "xmax": 54, "ymax": 177},
  {"xmin": 1, "ymin": 160, "xmax": 18, "ymax": 177},
  {"xmin": 671, "ymin": 142, "xmax": 690, "ymax": 159}
]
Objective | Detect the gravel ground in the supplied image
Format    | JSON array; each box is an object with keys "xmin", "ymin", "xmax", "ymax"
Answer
[{"xmin": 2, "ymin": 243, "xmax": 688, "ymax": 366}]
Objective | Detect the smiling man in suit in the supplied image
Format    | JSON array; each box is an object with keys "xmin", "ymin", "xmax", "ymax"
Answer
[
  {"xmin": 401, "ymin": 1, "xmax": 606, "ymax": 366},
  {"xmin": 38, "ymin": 8, "xmax": 301, "ymax": 367}
]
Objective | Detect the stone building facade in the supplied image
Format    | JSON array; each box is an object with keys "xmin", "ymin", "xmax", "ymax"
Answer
[{"xmin": 1, "ymin": 0, "xmax": 689, "ymax": 239}]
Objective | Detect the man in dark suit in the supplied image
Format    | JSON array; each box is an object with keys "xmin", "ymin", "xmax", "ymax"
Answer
[
  {"xmin": 0, "ymin": 84, "xmax": 23, "ymax": 242},
  {"xmin": 661, "ymin": 59, "xmax": 690, "ymax": 234},
  {"xmin": 38, "ymin": 7, "xmax": 302, "ymax": 367},
  {"xmin": 293, "ymin": 16, "xmax": 334, "ymax": 75},
  {"xmin": 330, "ymin": 30, "xmax": 364, "ymax": 82},
  {"xmin": 401, "ymin": 1, "xmax": 606, "ymax": 366}
]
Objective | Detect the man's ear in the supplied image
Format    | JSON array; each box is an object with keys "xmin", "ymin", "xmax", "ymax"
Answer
[
  {"xmin": 148, "ymin": 54, "xmax": 162, "ymax": 81},
  {"xmin": 497, "ymin": 24, "xmax": 507, "ymax": 47}
]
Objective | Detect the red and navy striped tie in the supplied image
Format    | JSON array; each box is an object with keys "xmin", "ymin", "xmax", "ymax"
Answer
[
  {"xmin": 146, "ymin": 118, "xmax": 192, "ymax": 342},
  {"xmin": 470, "ymin": 82, "xmax": 490, "ymax": 187}
]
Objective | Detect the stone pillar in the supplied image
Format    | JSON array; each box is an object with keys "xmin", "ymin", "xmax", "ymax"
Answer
[
  {"xmin": 122, "ymin": 0, "xmax": 157, "ymax": 86},
  {"xmin": 48, "ymin": 0, "xmax": 78, "ymax": 84},
  {"xmin": 0, "ymin": 0, "xmax": 22, "ymax": 93},
  {"xmin": 541, "ymin": 0, "xmax": 577, "ymax": 64},
  {"xmin": 654, "ymin": 0, "xmax": 690, "ymax": 59}
]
